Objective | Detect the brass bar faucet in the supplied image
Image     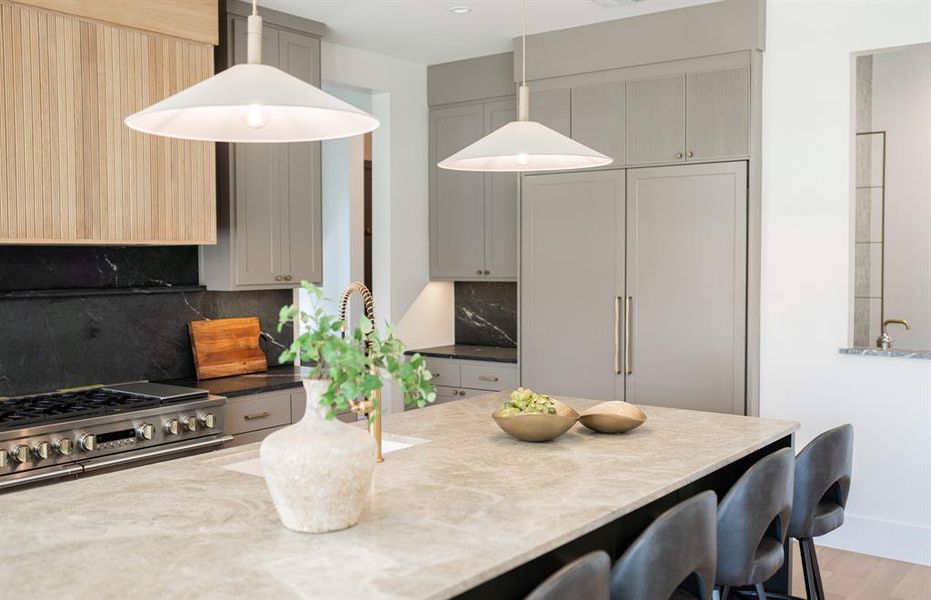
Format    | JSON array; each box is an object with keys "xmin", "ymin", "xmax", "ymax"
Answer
[
  {"xmin": 877, "ymin": 318, "xmax": 911, "ymax": 350},
  {"xmin": 337, "ymin": 282, "xmax": 383, "ymax": 463}
]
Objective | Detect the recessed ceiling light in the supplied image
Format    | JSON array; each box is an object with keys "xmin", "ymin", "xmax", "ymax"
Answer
[{"xmin": 449, "ymin": 6, "xmax": 471, "ymax": 14}]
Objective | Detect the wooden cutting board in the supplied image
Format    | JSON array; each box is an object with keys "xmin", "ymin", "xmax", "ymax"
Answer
[{"xmin": 189, "ymin": 317, "xmax": 268, "ymax": 380}]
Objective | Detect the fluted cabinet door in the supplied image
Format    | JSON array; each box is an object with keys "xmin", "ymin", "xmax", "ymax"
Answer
[
  {"xmin": 429, "ymin": 104, "xmax": 486, "ymax": 278},
  {"xmin": 0, "ymin": 1, "xmax": 216, "ymax": 244},
  {"xmin": 625, "ymin": 75, "xmax": 686, "ymax": 166},
  {"xmin": 483, "ymin": 99, "xmax": 518, "ymax": 279},
  {"xmin": 686, "ymin": 67, "xmax": 750, "ymax": 161},
  {"xmin": 571, "ymin": 82, "xmax": 625, "ymax": 165},
  {"xmin": 521, "ymin": 170, "xmax": 626, "ymax": 402}
]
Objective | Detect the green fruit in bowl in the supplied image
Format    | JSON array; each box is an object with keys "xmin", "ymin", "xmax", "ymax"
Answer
[{"xmin": 499, "ymin": 387, "xmax": 558, "ymax": 416}]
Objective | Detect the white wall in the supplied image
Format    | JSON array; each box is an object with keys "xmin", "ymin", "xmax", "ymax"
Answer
[
  {"xmin": 761, "ymin": 0, "xmax": 931, "ymax": 564},
  {"xmin": 320, "ymin": 42, "xmax": 454, "ymax": 412},
  {"xmin": 871, "ymin": 44, "xmax": 931, "ymax": 350}
]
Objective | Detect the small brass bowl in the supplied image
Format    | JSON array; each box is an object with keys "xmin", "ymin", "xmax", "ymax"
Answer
[
  {"xmin": 492, "ymin": 400, "xmax": 580, "ymax": 442},
  {"xmin": 578, "ymin": 401, "xmax": 646, "ymax": 434}
]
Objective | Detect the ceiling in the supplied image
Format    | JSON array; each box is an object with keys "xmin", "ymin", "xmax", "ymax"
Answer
[{"xmin": 259, "ymin": 0, "xmax": 721, "ymax": 65}]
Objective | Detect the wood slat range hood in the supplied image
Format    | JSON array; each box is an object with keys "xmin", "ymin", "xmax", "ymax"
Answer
[{"xmin": 0, "ymin": 0, "xmax": 219, "ymax": 245}]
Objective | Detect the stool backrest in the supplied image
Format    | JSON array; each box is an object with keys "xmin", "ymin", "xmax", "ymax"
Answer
[
  {"xmin": 716, "ymin": 448, "xmax": 794, "ymax": 585},
  {"xmin": 789, "ymin": 424, "xmax": 854, "ymax": 539},
  {"xmin": 610, "ymin": 491, "xmax": 717, "ymax": 600},
  {"xmin": 526, "ymin": 551, "xmax": 610, "ymax": 600}
]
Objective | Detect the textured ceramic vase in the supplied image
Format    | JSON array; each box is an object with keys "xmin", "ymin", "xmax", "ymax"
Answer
[{"xmin": 260, "ymin": 379, "xmax": 376, "ymax": 533}]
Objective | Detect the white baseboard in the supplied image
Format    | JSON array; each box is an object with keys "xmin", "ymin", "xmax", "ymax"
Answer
[{"xmin": 817, "ymin": 512, "xmax": 931, "ymax": 566}]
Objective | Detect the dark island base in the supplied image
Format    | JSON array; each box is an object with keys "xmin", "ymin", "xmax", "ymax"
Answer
[{"xmin": 455, "ymin": 436, "xmax": 794, "ymax": 599}]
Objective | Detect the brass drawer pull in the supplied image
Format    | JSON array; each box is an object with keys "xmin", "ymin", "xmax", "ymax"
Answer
[
  {"xmin": 243, "ymin": 412, "xmax": 270, "ymax": 421},
  {"xmin": 624, "ymin": 296, "xmax": 632, "ymax": 375},
  {"xmin": 478, "ymin": 375, "xmax": 499, "ymax": 382}
]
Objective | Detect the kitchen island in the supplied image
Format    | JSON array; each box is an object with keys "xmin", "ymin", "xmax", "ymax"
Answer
[{"xmin": 0, "ymin": 395, "xmax": 797, "ymax": 599}]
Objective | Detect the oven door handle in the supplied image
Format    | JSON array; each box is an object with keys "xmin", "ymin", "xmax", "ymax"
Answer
[
  {"xmin": 80, "ymin": 435, "xmax": 232, "ymax": 473},
  {"xmin": 0, "ymin": 464, "xmax": 84, "ymax": 491}
]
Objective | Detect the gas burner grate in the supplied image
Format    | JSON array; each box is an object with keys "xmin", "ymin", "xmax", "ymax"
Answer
[{"xmin": 0, "ymin": 389, "xmax": 162, "ymax": 431}]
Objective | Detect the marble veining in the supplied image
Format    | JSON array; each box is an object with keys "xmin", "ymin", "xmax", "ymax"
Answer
[
  {"xmin": 839, "ymin": 347, "xmax": 931, "ymax": 360},
  {"xmin": 0, "ymin": 395, "xmax": 798, "ymax": 600},
  {"xmin": 454, "ymin": 282, "xmax": 517, "ymax": 347}
]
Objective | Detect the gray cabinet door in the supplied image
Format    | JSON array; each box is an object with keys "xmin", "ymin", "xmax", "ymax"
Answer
[
  {"xmin": 233, "ymin": 22, "xmax": 283, "ymax": 287},
  {"xmin": 625, "ymin": 162, "xmax": 747, "ymax": 414},
  {"xmin": 521, "ymin": 170, "xmax": 626, "ymax": 401},
  {"xmin": 625, "ymin": 75, "xmax": 686, "ymax": 165},
  {"xmin": 429, "ymin": 104, "xmax": 487, "ymax": 278},
  {"xmin": 686, "ymin": 67, "xmax": 750, "ymax": 161},
  {"xmin": 278, "ymin": 30, "xmax": 323, "ymax": 283},
  {"xmin": 530, "ymin": 88, "xmax": 571, "ymax": 136},
  {"xmin": 484, "ymin": 99, "xmax": 518, "ymax": 279},
  {"xmin": 572, "ymin": 82, "xmax": 624, "ymax": 164}
]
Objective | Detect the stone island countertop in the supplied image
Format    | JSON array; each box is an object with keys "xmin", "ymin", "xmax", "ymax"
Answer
[{"xmin": 0, "ymin": 394, "xmax": 798, "ymax": 600}]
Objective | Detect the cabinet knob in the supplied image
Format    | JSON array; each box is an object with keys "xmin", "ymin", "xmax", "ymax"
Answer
[
  {"xmin": 284, "ymin": 275, "xmax": 292, "ymax": 282},
  {"xmin": 475, "ymin": 270, "xmax": 483, "ymax": 275},
  {"xmin": 275, "ymin": 275, "xmax": 283, "ymax": 282},
  {"xmin": 483, "ymin": 270, "xmax": 490, "ymax": 275},
  {"xmin": 687, "ymin": 150, "xmax": 694, "ymax": 158},
  {"xmin": 675, "ymin": 152, "xmax": 683, "ymax": 160}
]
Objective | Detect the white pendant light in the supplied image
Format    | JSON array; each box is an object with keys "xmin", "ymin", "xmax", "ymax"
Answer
[
  {"xmin": 438, "ymin": 0, "xmax": 612, "ymax": 172},
  {"xmin": 125, "ymin": 0, "xmax": 378, "ymax": 143}
]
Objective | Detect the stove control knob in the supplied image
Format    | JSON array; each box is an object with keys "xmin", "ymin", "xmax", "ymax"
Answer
[
  {"xmin": 138, "ymin": 423, "xmax": 155, "ymax": 441},
  {"xmin": 12, "ymin": 445, "xmax": 31, "ymax": 464},
  {"xmin": 183, "ymin": 416, "xmax": 198, "ymax": 433},
  {"xmin": 80, "ymin": 434, "xmax": 96, "ymax": 452},
  {"xmin": 165, "ymin": 419, "xmax": 180, "ymax": 436},
  {"xmin": 0, "ymin": 449, "xmax": 8, "ymax": 468},
  {"xmin": 33, "ymin": 441, "xmax": 52, "ymax": 460},
  {"xmin": 57, "ymin": 438, "xmax": 74, "ymax": 456},
  {"xmin": 199, "ymin": 413, "xmax": 216, "ymax": 429}
]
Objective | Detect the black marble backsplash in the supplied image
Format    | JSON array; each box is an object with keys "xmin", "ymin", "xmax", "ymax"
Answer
[
  {"xmin": 454, "ymin": 282, "xmax": 517, "ymax": 348},
  {"xmin": 0, "ymin": 247, "xmax": 292, "ymax": 397}
]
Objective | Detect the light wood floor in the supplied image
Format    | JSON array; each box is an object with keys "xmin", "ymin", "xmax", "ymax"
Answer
[{"xmin": 788, "ymin": 542, "xmax": 931, "ymax": 600}]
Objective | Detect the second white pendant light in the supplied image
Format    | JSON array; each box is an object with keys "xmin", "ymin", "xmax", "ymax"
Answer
[
  {"xmin": 438, "ymin": 0, "xmax": 612, "ymax": 173},
  {"xmin": 125, "ymin": 0, "xmax": 378, "ymax": 143}
]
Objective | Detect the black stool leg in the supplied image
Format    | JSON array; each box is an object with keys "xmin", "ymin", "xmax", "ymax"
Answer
[
  {"xmin": 755, "ymin": 583, "xmax": 769, "ymax": 600},
  {"xmin": 721, "ymin": 585, "xmax": 732, "ymax": 600},
  {"xmin": 804, "ymin": 539, "xmax": 825, "ymax": 600}
]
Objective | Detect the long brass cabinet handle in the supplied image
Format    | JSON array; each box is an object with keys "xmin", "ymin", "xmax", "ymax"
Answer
[
  {"xmin": 624, "ymin": 296, "xmax": 632, "ymax": 375},
  {"xmin": 244, "ymin": 412, "xmax": 270, "ymax": 421},
  {"xmin": 614, "ymin": 296, "xmax": 621, "ymax": 375},
  {"xmin": 478, "ymin": 375, "xmax": 499, "ymax": 382}
]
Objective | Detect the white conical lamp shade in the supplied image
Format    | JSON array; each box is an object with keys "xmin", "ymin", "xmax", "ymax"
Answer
[
  {"xmin": 125, "ymin": 63, "xmax": 379, "ymax": 143},
  {"xmin": 438, "ymin": 120, "xmax": 613, "ymax": 172}
]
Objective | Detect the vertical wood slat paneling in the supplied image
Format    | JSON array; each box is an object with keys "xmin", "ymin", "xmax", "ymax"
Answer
[{"xmin": 0, "ymin": 1, "xmax": 216, "ymax": 244}]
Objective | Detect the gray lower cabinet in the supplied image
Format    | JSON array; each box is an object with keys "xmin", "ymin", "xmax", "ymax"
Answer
[
  {"xmin": 521, "ymin": 162, "xmax": 747, "ymax": 415},
  {"xmin": 224, "ymin": 387, "xmax": 357, "ymax": 447},
  {"xmin": 429, "ymin": 99, "xmax": 518, "ymax": 281},
  {"xmin": 408, "ymin": 357, "xmax": 519, "ymax": 410},
  {"xmin": 201, "ymin": 7, "xmax": 323, "ymax": 290}
]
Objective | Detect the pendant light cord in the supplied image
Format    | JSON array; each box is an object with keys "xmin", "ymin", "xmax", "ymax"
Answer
[
  {"xmin": 252, "ymin": 0, "xmax": 258, "ymax": 16},
  {"xmin": 521, "ymin": 0, "xmax": 527, "ymax": 86}
]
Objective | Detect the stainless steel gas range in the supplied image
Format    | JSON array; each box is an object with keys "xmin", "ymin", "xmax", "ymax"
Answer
[{"xmin": 0, "ymin": 382, "xmax": 231, "ymax": 491}]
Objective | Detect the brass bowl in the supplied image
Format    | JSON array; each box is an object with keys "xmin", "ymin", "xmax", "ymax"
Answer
[
  {"xmin": 578, "ymin": 401, "xmax": 647, "ymax": 434},
  {"xmin": 492, "ymin": 400, "xmax": 580, "ymax": 442}
]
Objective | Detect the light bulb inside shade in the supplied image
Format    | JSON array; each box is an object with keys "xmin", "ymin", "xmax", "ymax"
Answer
[
  {"xmin": 243, "ymin": 103, "xmax": 270, "ymax": 129},
  {"xmin": 516, "ymin": 153, "xmax": 531, "ymax": 166}
]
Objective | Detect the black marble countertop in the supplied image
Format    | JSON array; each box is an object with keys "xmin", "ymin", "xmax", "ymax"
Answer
[
  {"xmin": 159, "ymin": 365, "xmax": 311, "ymax": 399},
  {"xmin": 405, "ymin": 344, "xmax": 518, "ymax": 364}
]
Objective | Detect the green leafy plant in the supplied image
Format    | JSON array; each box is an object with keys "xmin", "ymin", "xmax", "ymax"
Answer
[{"xmin": 277, "ymin": 281, "xmax": 436, "ymax": 419}]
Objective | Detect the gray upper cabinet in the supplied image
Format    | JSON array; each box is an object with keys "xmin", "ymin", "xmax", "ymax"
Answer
[
  {"xmin": 484, "ymin": 99, "xmax": 519, "ymax": 279},
  {"xmin": 626, "ymin": 74, "xmax": 687, "ymax": 165},
  {"xmin": 571, "ymin": 82, "xmax": 625, "ymax": 165},
  {"xmin": 429, "ymin": 104, "xmax": 487, "ymax": 279},
  {"xmin": 201, "ymin": 6, "xmax": 323, "ymax": 290},
  {"xmin": 685, "ymin": 66, "xmax": 750, "ymax": 161},
  {"xmin": 529, "ymin": 88, "xmax": 571, "ymax": 136},
  {"xmin": 429, "ymin": 98, "xmax": 518, "ymax": 281}
]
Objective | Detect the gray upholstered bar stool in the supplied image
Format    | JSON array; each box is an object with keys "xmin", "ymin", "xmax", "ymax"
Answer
[
  {"xmin": 787, "ymin": 424, "xmax": 854, "ymax": 600},
  {"xmin": 715, "ymin": 448, "xmax": 795, "ymax": 600},
  {"xmin": 610, "ymin": 491, "xmax": 718, "ymax": 600},
  {"xmin": 525, "ymin": 551, "xmax": 610, "ymax": 600}
]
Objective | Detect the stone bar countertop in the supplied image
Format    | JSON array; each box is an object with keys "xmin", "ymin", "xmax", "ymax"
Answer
[
  {"xmin": 0, "ymin": 395, "xmax": 797, "ymax": 599},
  {"xmin": 406, "ymin": 344, "xmax": 518, "ymax": 364},
  {"xmin": 839, "ymin": 347, "xmax": 931, "ymax": 360}
]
